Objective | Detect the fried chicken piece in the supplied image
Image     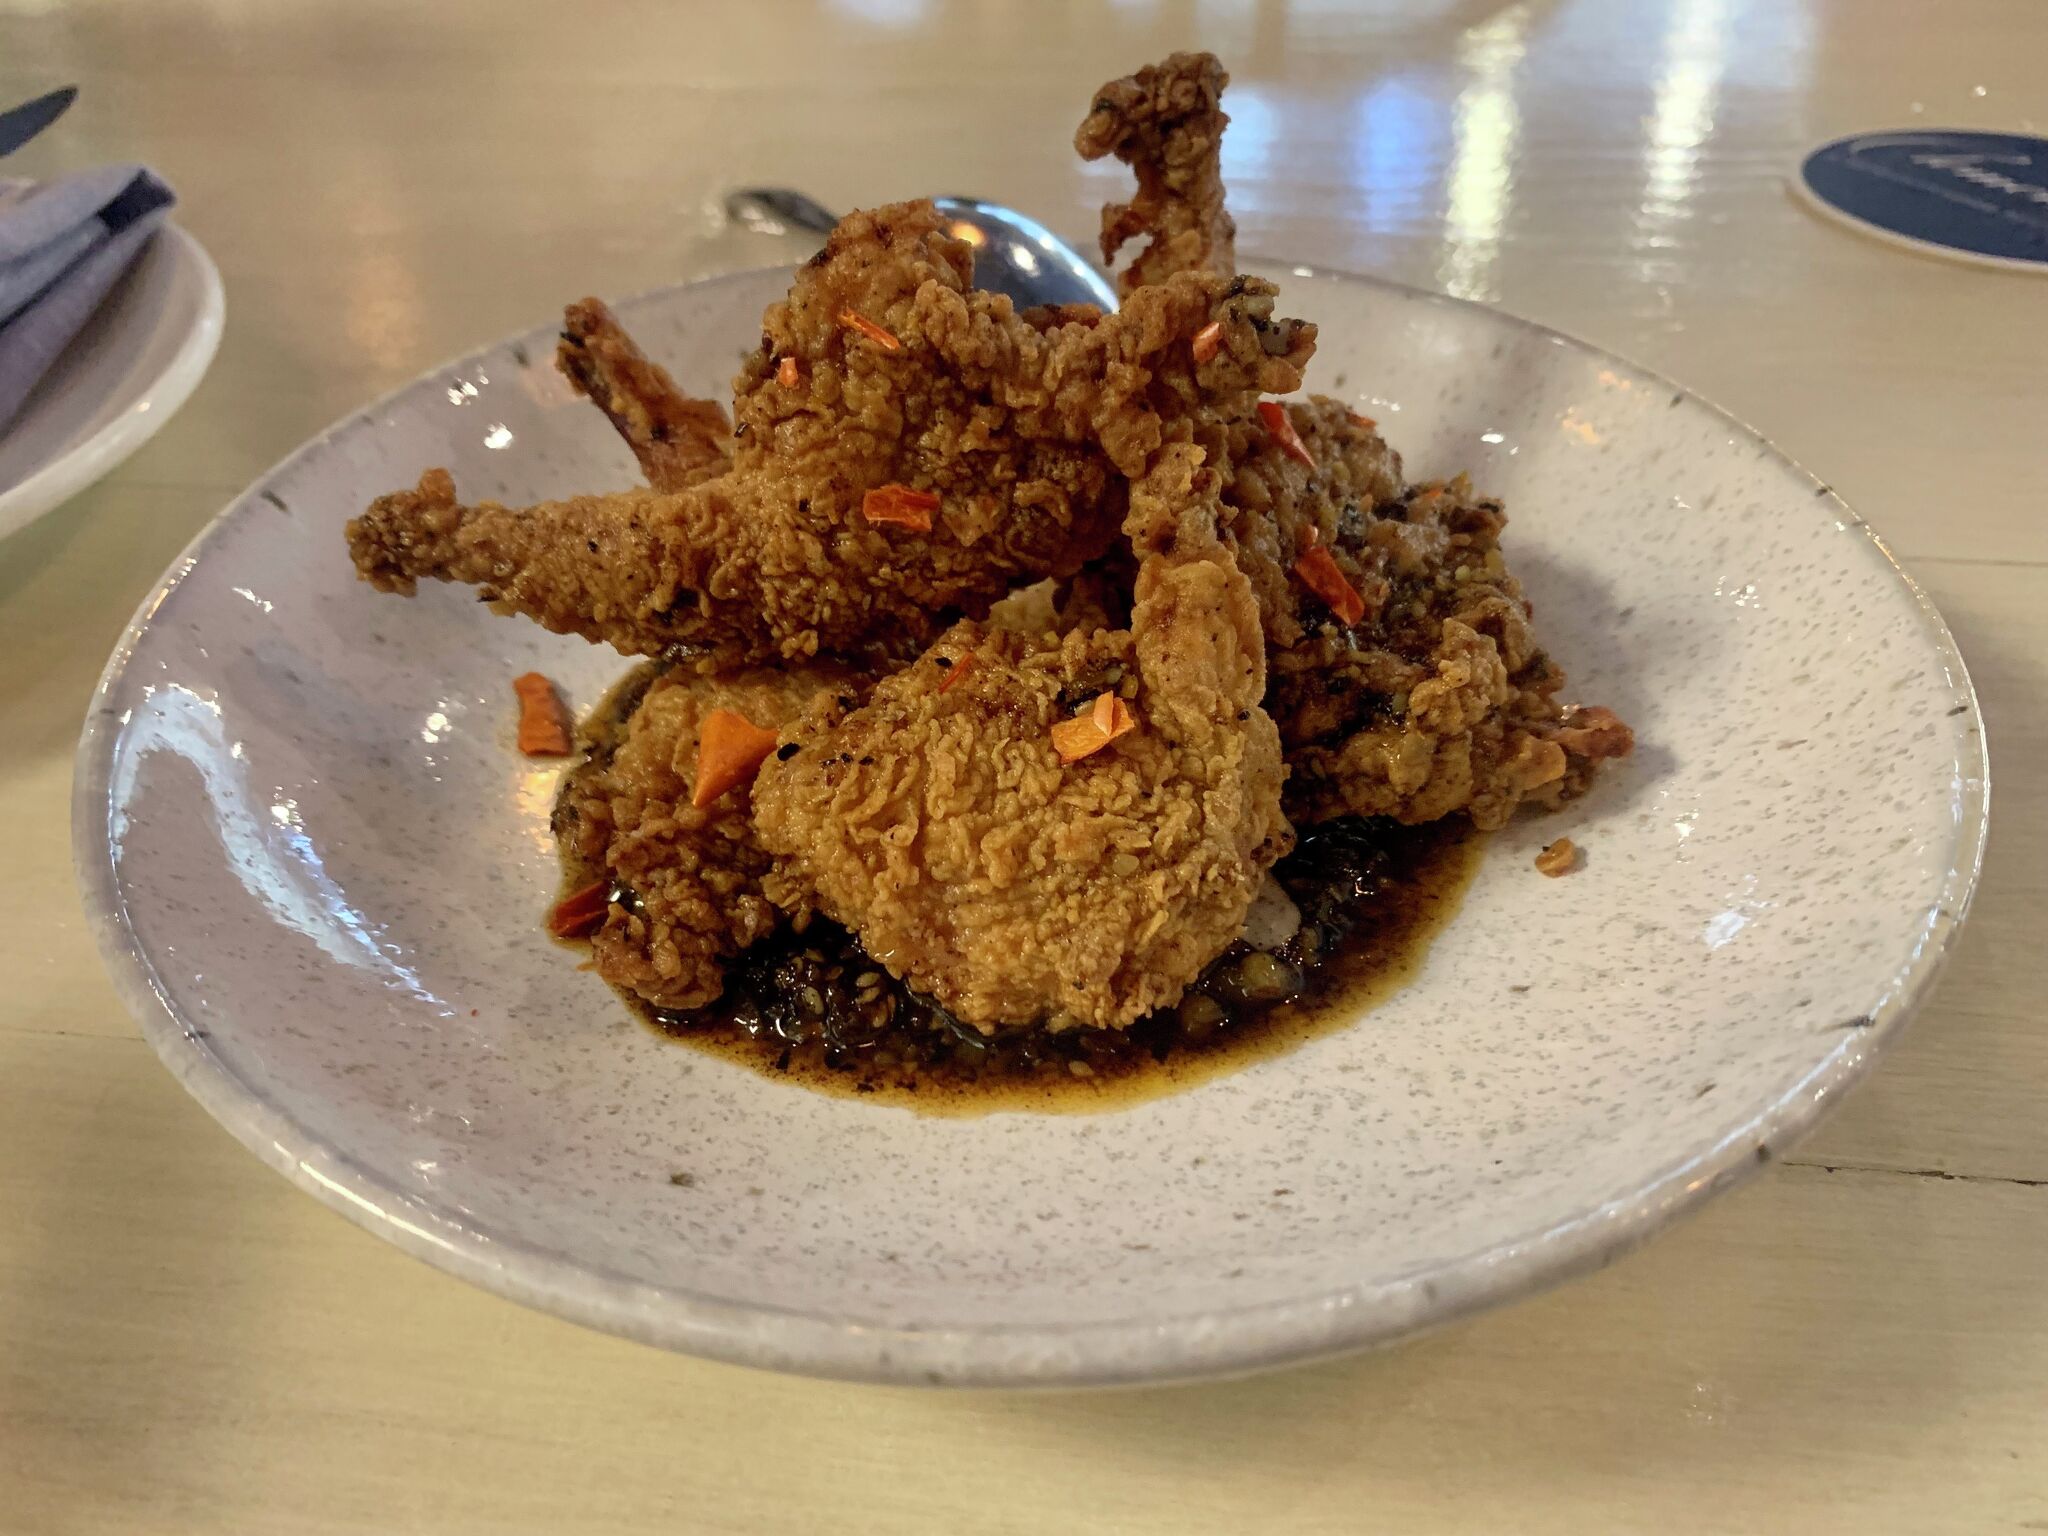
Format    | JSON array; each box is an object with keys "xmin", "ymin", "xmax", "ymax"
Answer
[
  {"xmin": 1069, "ymin": 52, "xmax": 1634, "ymax": 829},
  {"xmin": 1076, "ymin": 50, "xmax": 1237, "ymax": 296},
  {"xmin": 347, "ymin": 201, "xmax": 1313, "ymax": 669},
  {"xmin": 554, "ymin": 661, "xmax": 857, "ymax": 1010},
  {"xmin": 557, "ymin": 297, "xmax": 733, "ymax": 491},
  {"xmin": 752, "ymin": 435, "xmax": 1288, "ymax": 1032},
  {"xmin": 1222, "ymin": 402, "xmax": 1633, "ymax": 829}
]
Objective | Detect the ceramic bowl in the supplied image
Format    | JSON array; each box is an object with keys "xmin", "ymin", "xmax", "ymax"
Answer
[{"xmin": 74, "ymin": 264, "xmax": 1986, "ymax": 1385}]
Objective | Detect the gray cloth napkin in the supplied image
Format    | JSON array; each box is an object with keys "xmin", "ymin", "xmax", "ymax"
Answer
[{"xmin": 0, "ymin": 163, "xmax": 175, "ymax": 433}]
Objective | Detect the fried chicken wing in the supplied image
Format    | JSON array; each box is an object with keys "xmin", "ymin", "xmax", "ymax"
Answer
[
  {"xmin": 555, "ymin": 661, "xmax": 857, "ymax": 1010},
  {"xmin": 557, "ymin": 297, "xmax": 732, "ymax": 491},
  {"xmin": 1076, "ymin": 50, "xmax": 1237, "ymax": 295},
  {"xmin": 348, "ymin": 201, "xmax": 1312, "ymax": 669},
  {"xmin": 751, "ymin": 436, "xmax": 1288, "ymax": 1032}
]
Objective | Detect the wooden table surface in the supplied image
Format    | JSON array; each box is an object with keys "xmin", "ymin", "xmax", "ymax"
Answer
[{"xmin": 4, "ymin": 1, "xmax": 2044, "ymax": 1530}]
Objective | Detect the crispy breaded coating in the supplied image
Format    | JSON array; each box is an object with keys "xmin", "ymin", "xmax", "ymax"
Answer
[
  {"xmin": 557, "ymin": 297, "xmax": 733, "ymax": 492},
  {"xmin": 555, "ymin": 662, "xmax": 855, "ymax": 1010},
  {"xmin": 752, "ymin": 436, "xmax": 1288, "ymax": 1032},
  {"xmin": 1219, "ymin": 396, "xmax": 1406, "ymax": 655},
  {"xmin": 1223, "ymin": 403, "xmax": 1633, "ymax": 828},
  {"xmin": 347, "ymin": 201, "xmax": 1313, "ymax": 670},
  {"xmin": 1076, "ymin": 50, "xmax": 1237, "ymax": 295}
]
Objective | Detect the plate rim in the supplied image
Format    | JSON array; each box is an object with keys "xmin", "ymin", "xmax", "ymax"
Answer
[
  {"xmin": 0, "ymin": 222, "xmax": 227, "ymax": 540},
  {"xmin": 72, "ymin": 261, "xmax": 1990, "ymax": 1387}
]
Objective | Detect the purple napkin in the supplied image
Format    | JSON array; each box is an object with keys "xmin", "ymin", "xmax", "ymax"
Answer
[{"xmin": 0, "ymin": 163, "xmax": 175, "ymax": 432}]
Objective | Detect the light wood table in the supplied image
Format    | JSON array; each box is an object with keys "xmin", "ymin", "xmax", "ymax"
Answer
[{"xmin": 4, "ymin": 2, "xmax": 2044, "ymax": 1530}]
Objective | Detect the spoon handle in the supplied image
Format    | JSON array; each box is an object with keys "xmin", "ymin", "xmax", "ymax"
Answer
[{"xmin": 723, "ymin": 187, "xmax": 840, "ymax": 238}]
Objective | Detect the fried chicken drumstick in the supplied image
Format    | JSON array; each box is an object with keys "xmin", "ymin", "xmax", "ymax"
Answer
[{"xmin": 348, "ymin": 201, "xmax": 1312, "ymax": 669}]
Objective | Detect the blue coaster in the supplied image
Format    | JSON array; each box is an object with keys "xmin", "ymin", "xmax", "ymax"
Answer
[{"xmin": 1793, "ymin": 130, "xmax": 2048, "ymax": 272}]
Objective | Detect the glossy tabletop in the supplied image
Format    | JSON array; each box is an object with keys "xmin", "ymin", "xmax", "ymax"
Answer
[{"xmin": 3, "ymin": 1, "xmax": 2044, "ymax": 1530}]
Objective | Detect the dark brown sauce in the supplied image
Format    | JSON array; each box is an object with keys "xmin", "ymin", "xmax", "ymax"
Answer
[{"xmin": 555, "ymin": 661, "xmax": 1484, "ymax": 1116}]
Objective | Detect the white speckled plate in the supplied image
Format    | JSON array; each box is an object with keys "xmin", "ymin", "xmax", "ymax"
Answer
[{"xmin": 74, "ymin": 264, "xmax": 1987, "ymax": 1386}]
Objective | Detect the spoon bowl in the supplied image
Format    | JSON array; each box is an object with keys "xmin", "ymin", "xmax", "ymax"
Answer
[{"xmin": 723, "ymin": 186, "xmax": 1118, "ymax": 312}]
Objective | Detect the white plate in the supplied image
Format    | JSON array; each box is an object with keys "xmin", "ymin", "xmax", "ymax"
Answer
[
  {"xmin": 0, "ymin": 223, "xmax": 224, "ymax": 542},
  {"xmin": 74, "ymin": 264, "xmax": 1987, "ymax": 1386}
]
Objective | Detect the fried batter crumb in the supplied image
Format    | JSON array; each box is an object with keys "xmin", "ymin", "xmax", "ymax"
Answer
[{"xmin": 1535, "ymin": 838, "xmax": 1580, "ymax": 877}]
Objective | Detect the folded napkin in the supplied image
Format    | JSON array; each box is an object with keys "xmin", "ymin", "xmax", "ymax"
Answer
[{"xmin": 0, "ymin": 163, "xmax": 175, "ymax": 433}]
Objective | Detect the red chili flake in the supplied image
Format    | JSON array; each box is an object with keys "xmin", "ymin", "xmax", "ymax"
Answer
[
  {"xmin": 513, "ymin": 671, "xmax": 573, "ymax": 756},
  {"xmin": 1349, "ymin": 410, "xmax": 1378, "ymax": 430},
  {"xmin": 938, "ymin": 652, "xmax": 977, "ymax": 694},
  {"xmin": 777, "ymin": 355, "xmax": 800, "ymax": 388},
  {"xmin": 1258, "ymin": 400, "xmax": 1317, "ymax": 470},
  {"xmin": 1293, "ymin": 545, "xmax": 1367, "ymax": 627},
  {"xmin": 1051, "ymin": 691, "xmax": 1139, "ymax": 763},
  {"xmin": 837, "ymin": 309, "xmax": 901, "ymax": 352},
  {"xmin": 1191, "ymin": 320, "xmax": 1225, "ymax": 364},
  {"xmin": 548, "ymin": 880, "xmax": 611, "ymax": 939},
  {"xmin": 691, "ymin": 710, "xmax": 780, "ymax": 809},
  {"xmin": 862, "ymin": 483, "xmax": 941, "ymax": 533}
]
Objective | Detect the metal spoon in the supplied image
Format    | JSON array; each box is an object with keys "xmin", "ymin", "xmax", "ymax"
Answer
[{"xmin": 725, "ymin": 187, "xmax": 1118, "ymax": 313}]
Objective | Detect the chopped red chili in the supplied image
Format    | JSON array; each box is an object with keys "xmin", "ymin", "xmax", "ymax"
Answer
[
  {"xmin": 513, "ymin": 672, "xmax": 573, "ymax": 756},
  {"xmin": 548, "ymin": 879, "xmax": 611, "ymax": 939},
  {"xmin": 837, "ymin": 309, "xmax": 902, "ymax": 352},
  {"xmin": 938, "ymin": 652, "xmax": 977, "ymax": 694},
  {"xmin": 1258, "ymin": 400, "xmax": 1316, "ymax": 470},
  {"xmin": 862, "ymin": 483, "xmax": 941, "ymax": 533},
  {"xmin": 1051, "ymin": 691, "xmax": 1139, "ymax": 762},
  {"xmin": 1293, "ymin": 544, "xmax": 1366, "ymax": 627},
  {"xmin": 692, "ymin": 709, "xmax": 780, "ymax": 808}
]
